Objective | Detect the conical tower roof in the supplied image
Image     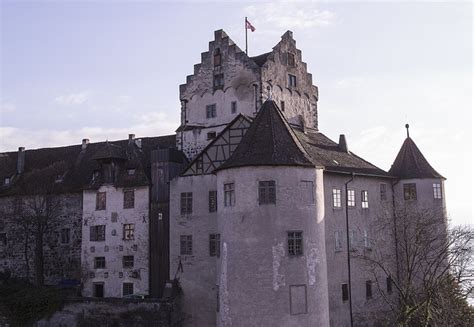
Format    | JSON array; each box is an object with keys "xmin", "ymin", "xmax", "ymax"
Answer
[
  {"xmin": 389, "ymin": 135, "xmax": 444, "ymax": 179},
  {"xmin": 216, "ymin": 100, "xmax": 314, "ymax": 170}
]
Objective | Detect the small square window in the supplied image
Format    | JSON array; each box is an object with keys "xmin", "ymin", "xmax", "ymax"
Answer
[
  {"xmin": 206, "ymin": 104, "xmax": 217, "ymax": 119},
  {"xmin": 123, "ymin": 255, "xmax": 134, "ymax": 268},
  {"xmin": 123, "ymin": 224, "xmax": 135, "ymax": 240},
  {"xmin": 347, "ymin": 189, "xmax": 355, "ymax": 207},
  {"xmin": 180, "ymin": 235, "xmax": 193, "ymax": 255},
  {"xmin": 259, "ymin": 180, "xmax": 276, "ymax": 205},
  {"xmin": 123, "ymin": 190, "xmax": 135, "ymax": 209},
  {"xmin": 403, "ymin": 183, "xmax": 417, "ymax": 200},
  {"xmin": 181, "ymin": 192, "xmax": 193, "ymax": 215},
  {"xmin": 332, "ymin": 188, "xmax": 341, "ymax": 208},
  {"xmin": 361, "ymin": 190, "xmax": 369, "ymax": 208},
  {"xmin": 288, "ymin": 231, "xmax": 303, "ymax": 256},
  {"xmin": 209, "ymin": 191, "xmax": 217, "ymax": 213},
  {"xmin": 94, "ymin": 257, "xmax": 106, "ymax": 269},
  {"xmin": 433, "ymin": 183, "xmax": 442, "ymax": 199},
  {"xmin": 224, "ymin": 183, "xmax": 235, "ymax": 207},
  {"xmin": 90, "ymin": 225, "xmax": 105, "ymax": 242},
  {"xmin": 60, "ymin": 228, "xmax": 70, "ymax": 244},
  {"xmin": 231, "ymin": 101, "xmax": 237, "ymax": 114},
  {"xmin": 380, "ymin": 183, "xmax": 387, "ymax": 201},
  {"xmin": 123, "ymin": 282, "xmax": 134, "ymax": 296},
  {"xmin": 209, "ymin": 233, "xmax": 221, "ymax": 257},
  {"xmin": 96, "ymin": 192, "xmax": 106, "ymax": 210}
]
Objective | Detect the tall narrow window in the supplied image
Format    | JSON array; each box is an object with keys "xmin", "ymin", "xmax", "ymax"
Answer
[
  {"xmin": 386, "ymin": 276, "xmax": 393, "ymax": 294},
  {"xmin": 231, "ymin": 101, "xmax": 237, "ymax": 114},
  {"xmin": 213, "ymin": 48, "xmax": 221, "ymax": 67},
  {"xmin": 213, "ymin": 73, "xmax": 224, "ymax": 90},
  {"xmin": 433, "ymin": 183, "xmax": 442, "ymax": 199},
  {"xmin": 209, "ymin": 233, "xmax": 221, "ymax": 257},
  {"xmin": 259, "ymin": 180, "xmax": 276, "ymax": 205},
  {"xmin": 403, "ymin": 183, "xmax": 417, "ymax": 200},
  {"xmin": 180, "ymin": 235, "xmax": 193, "ymax": 255},
  {"xmin": 349, "ymin": 230, "xmax": 356, "ymax": 251},
  {"xmin": 363, "ymin": 230, "xmax": 371, "ymax": 250},
  {"xmin": 123, "ymin": 283, "xmax": 134, "ymax": 296},
  {"xmin": 332, "ymin": 188, "xmax": 341, "ymax": 208},
  {"xmin": 123, "ymin": 189, "xmax": 135, "ymax": 209},
  {"xmin": 224, "ymin": 183, "xmax": 235, "ymax": 207},
  {"xmin": 361, "ymin": 190, "xmax": 369, "ymax": 208},
  {"xmin": 123, "ymin": 224, "xmax": 135, "ymax": 240},
  {"xmin": 380, "ymin": 183, "xmax": 387, "ymax": 201},
  {"xmin": 209, "ymin": 191, "xmax": 217, "ymax": 212},
  {"xmin": 181, "ymin": 192, "xmax": 193, "ymax": 215},
  {"xmin": 347, "ymin": 189, "xmax": 355, "ymax": 207},
  {"xmin": 206, "ymin": 104, "xmax": 217, "ymax": 119},
  {"xmin": 60, "ymin": 228, "xmax": 70, "ymax": 244},
  {"xmin": 300, "ymin": 180, "xmax": 314, "ymax": 204},
  {"xmin": 287, "ymin": 231, "xmax": 303, "ymax": 256},
  {"xmin": 335, "ymin": 231, "xmax": 343, "ymax": 251},
  {"xmin": 342, "ymin": 284, "xmax": 349, "ymax": 302},
  {"xmin": 366, "ymin": 280, "xmax": 373, "ymax": 299},
  {"xmin": 280, "ymin": 101, "xmax": 285, "ymax": 112},
  {"xmin": 288, "ymin": 74, "xmax": 297, "ymax": 87},
  {"xmin": 96, "ymin": 192, "xmax": 106, "ymax": 210},
  {"xmin": 287, "ymin": 53, "xmax": 296, "ymax": 67}
]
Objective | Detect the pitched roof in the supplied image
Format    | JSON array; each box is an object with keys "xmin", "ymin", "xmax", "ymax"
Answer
[
  {"xmin": 389, "ymin": 137, "xmax": 444, "ymax": 179},
  {"xmin": 0, "ymin": 135, "xmax": 176, "ymax": 196},
  {"xmin": 250, "ymin": 52, "xmax": 271, "ymax": 67},
  {"xmin": 216, "ymin": 100, "xmax": 315, "ymax": 170}
]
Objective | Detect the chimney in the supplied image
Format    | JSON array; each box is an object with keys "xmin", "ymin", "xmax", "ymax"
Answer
[
  {"xmin": 17, "ymin": 147, "xmax": 25, "ymax": 174},
  {"xmin": 82, "ymin": 138, "xmax": 89, "ymax": 150},
  {"xmin": 338, "ymin": 134, "xmax": 349, "ymax": 153},
  {"xmin": 135, "ymin": 138, "xmax": 142, "ymax": 149},
  {"xmin": 128, "ymin": 134, "xmax": 135, "ymax": 144}
]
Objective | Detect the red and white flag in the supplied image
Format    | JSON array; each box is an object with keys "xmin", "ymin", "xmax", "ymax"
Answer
[{"xmin": 246, "ymin": 18, "xmax": 256, "ymax": 32}]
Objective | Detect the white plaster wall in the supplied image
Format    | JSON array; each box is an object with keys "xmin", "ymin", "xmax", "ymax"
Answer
[
  {"xmin": 392, "ymin": 178, "xmax": 447, "ymax": 215},
  {"xmin": 82, "ymin": 185, "xmax": 149, "ymax": 298},
  {"xmin": 216, "ymin": 166, "xmax": 329, "ymax": 327}
]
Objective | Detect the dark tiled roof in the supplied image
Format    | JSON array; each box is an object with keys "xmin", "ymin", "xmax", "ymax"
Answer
[
  {"xmin": 217, "ymin": 100, "xmax": 315, "ymax": 170},
  {"xmin": 91, "ymin": 142, "xmax": 127, "ymax": 160},
  {"xmin": 250, "ymin": 52, "xmax": 271, "ymax": 67},
  {"xmin": 389, "ymin": 137, "xmax": 444, "ymax": 179},
  {"xmin": 0, "ymin": 135, "xmax": 176, "ymax": 196}
]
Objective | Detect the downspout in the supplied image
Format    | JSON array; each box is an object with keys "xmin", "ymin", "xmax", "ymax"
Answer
[{"xmin": 345, "ymin": 173, "xmax": 355, "ymax": 327}]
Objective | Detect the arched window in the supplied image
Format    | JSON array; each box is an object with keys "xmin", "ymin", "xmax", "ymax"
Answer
[{"xmin": 214, "ymin": 48, "xmax": 221, "ymax": 67}]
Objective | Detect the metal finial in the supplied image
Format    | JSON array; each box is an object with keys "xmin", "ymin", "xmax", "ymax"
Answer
[{"xmin": 405, "ymin": 124, "xmax": 410, "ymax": 138}]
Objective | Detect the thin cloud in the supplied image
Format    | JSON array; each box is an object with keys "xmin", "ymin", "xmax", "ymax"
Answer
[
  {"xmin": 1, "ymin": 101, "xmax": 16, "ymax": 113},
  {"xmin": 54, "ymin": 92, "xmax": 90, "ymax": 105}
]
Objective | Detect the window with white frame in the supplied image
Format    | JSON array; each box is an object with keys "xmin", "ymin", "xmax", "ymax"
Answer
[
  {"xmin": 433, "ymin": 183, "xmax": 442, "ymax": 199},
  {"xmin": 123, "ymin": 224, "xmax": 135, "ymax": 240},
  {"xmin": 332, "ymin": 188, "xmax": 341, "ymax": 208},
  {"xmin": 347, "ymin": 189, "xmax": 355, "ymax": 207},
  {"xmin": 335, "ymin": 231, "xmax": 343, "ymax": 251},
  {"xmin": 224, "ymin": 183, "xmax": 235, "ymax": 207},
  {"xmin": 361, "ymin": 190, "xmax": 369, "ymax": 208}
]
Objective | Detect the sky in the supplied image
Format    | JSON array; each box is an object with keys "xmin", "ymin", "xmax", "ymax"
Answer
[{"xmin": 0, "ymin": 1, "xmax": 472, "ymax": 225}]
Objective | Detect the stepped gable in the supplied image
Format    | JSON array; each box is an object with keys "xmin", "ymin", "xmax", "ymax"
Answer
[
  {"xmin": 294, "ymin": 130, "xmax": 392, "ymax": 177},
  {"xmin": 217, "ymin": 100, "xmax": 314, "ymax": 170},
  {"xmin": 389, "ymin": 136, "xmax": 444, "ymax": 179},
  {"xmin": 0, "ymin": 135, "xmax": 176, "ymax": 196}
]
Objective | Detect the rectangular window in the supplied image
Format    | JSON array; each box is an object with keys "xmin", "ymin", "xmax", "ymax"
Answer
[
  {"xmin": 433, "ymin": 183, "xmax": 442, "ymax": 199},
  {"xmin": 180, "ymin": 192, "xmax": 193, "ymax": 215},
  {"xmin": 207, "ymin": 132, "xmax": 217, "ymax": 140},
  {"xmin": 231, "ymin": 101, "xmax": 237, "ymax": 114},
  {"xmin": 287, "ymin": 53, "xmax": 296, "ymax": 67},
  {"xmin": 342, "ymin": 284, "xmax": 349, "ymax": 302},
  {"xmin": 123, "ymin": 224, "xmax": 135, "ymax": 240},
  {"xmin": 347, "ymin": 189, "xmax": 355, "ymax": 207},
  {"xmin": 349, "ymin": 230, "xmax": 356, "ymax": 251},
  {"xmin": 363, "ymin": 230, "xmax": 371, "ymax": 250},
  {"xmin": 123, "ymin": 283, "xmax": 134, "ymax": 296},
  {"xmin": 335, "ymin": 231, "xmax": 342, "ymax": 251},
  {"xmin": 259, "ymin": 180, "xmax": 276, "ymax": 205},
  {"xmin": 332, "ymin": 188, "xmax": 341, "ymax": 208},
  {"xmin": 213, "ymin": 74, "xmax": 224, "ymax": 90},
  {"xmin": 180, "ymin": 235, "xmax": 193, "ymax": 255},
  {"xmin": 123, "ymin": 255, "xmax": 134, "ymax": 268},
  {"xmin": 288, "ymin": 231, "xmax": 303, "ymax": 256},
  {"xmin": 209, "ymin": 233, "xmax": 221, "ymax": 257},
  {"xmin": 0, "ymin": 233, "xmax": 6, "ymax": 246},
  {"xmin": 289, "ymin": 285, "xmax": 307, "ymax": 315},
  {"xmin": 60, "ymin": 228, "xmax": 70, "ymax": 244},
  {"xmin": 361, "ymin": 190, "xmax": 369, "ymax": 208},
  {"xmin": 403, "ymin": 183, "xmax": 417, "ymax": 200},
  {"xmin": 94, "ymin": 256, "xmax": 106, "ymax": 269},
  {"xmin": 386, "ymin": 276, "xmax": 393, "ymax": 294},
  {"xmin": 90, "ymin": 225, "xmax": 106, "ymax": 242},
  {"xmin": 300, "ymin": 180, "xmax": 314, "ymax": 204},
  {"xmin": 209, "ymin": 191, "xmax": 217, "ymax": 212},
  {"xmin": 96, "ymin": 192, "xmax": 106, "ymax": 210},
  {"xmin": 123, "ymin": 190, "xmax": 135, "ymax": 209},
  {"xmin": 224, "ymin": 183, "xmax": 235, "ymax": 207},
  {"xmin": 380, "ymin": 183, "xmax": 387, "ymax": 201},
  {"xmin": 94, "ymin": 283, "xmax": 104, "ymax": 298},
  {"xmin": 280, "ymin": 101, "xmax": 285, "ymax": 112},
  {"xmin": 288, "ymin": 74, "xmax": 297, "ymax": 87},
  {"xmin": 206, "ymin": 104, "xmax": 217, "ymax": 118},
  {"xmin": 366, "ymin": 280, "xmax": 373, "ymax": 299},
  {"xmin": 216, "ymin": 285, "xmax": 220, "ymax": 312}
]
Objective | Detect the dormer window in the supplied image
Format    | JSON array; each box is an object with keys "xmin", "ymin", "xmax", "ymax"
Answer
[
  {"xmin": 127, "ymin": 168, "xmax": 136, "ymax": 176},
  {"xmin": 214, "ymin": 48, "xmax": 221, "ymax": 67}
]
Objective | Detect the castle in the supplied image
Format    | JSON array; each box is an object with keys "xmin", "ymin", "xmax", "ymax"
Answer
[{"xmin": 0, "ymin": 30, "xmax": 447, "ymax": 326}]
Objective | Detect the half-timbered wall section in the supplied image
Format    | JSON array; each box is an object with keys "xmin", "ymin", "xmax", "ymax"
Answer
[{"xmin": 182, "ymin": 115, "xmax": 251, "ymax": 176}]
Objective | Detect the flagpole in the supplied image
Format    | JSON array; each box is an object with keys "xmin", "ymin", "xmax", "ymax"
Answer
[{"xmin": 245, "ymin": 17, "xmax": 248, "ymax": 55}]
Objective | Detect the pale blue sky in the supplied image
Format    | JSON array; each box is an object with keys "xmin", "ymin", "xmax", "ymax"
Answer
[{"xmin": 1, "ymin": 1, "xmax": 472, "ymax": 225}]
